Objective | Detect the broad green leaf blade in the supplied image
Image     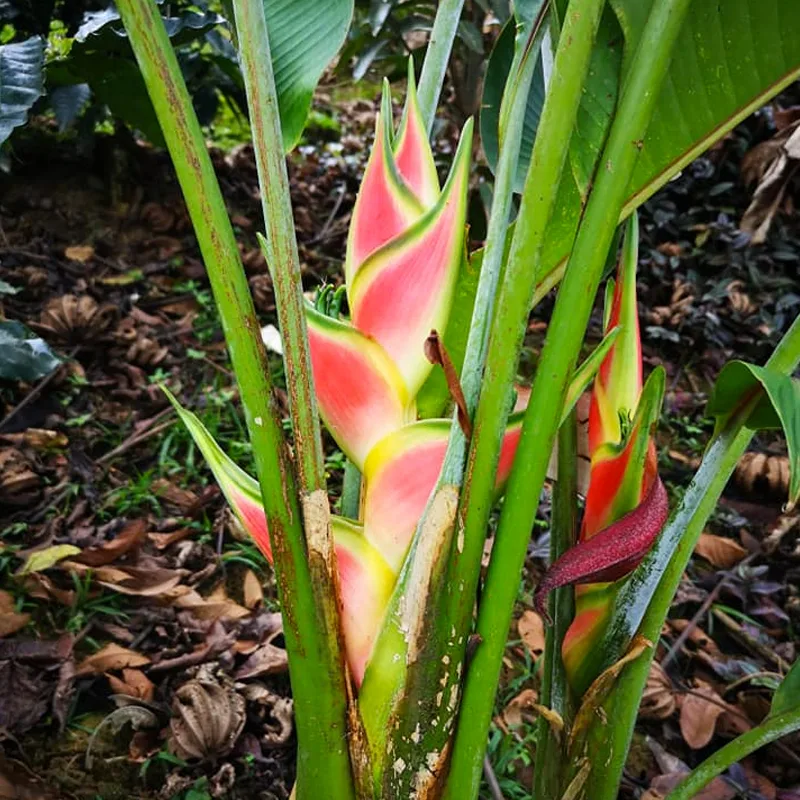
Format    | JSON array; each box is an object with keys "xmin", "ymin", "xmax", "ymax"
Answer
[
  {"xmin": 0, "ymin": 36, "xmax": 44, "ymax": 146},
  {"xmin": 613, "ymin": 0, "xmax": 800, "ymax": 211},
  {"xmin": 707, "ymin": 361, "xmax": 800, "ymax": 504},
  {"xmin": 480, "ymin": 19, "xmax": 545, "ymax": 193},
  {"xmin": 567, "ymin": 8, "xmax": 622, "ymax": 198},
  {"xmin": 531, "ymin": 0, "xmax": 800, "ymax": 287},
  {"xmin": 264, "ymin": 0, "xmax": 353, "ymax": 151},
  {"xmin": 0, "ymin": 321, "xmax": 62, "ymax": 382},
  {"xmin": 769, "ymin": 659, "xmax": 800, "ymax": 719}
]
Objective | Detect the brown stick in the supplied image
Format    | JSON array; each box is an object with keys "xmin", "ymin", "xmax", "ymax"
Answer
[{"xmin": 425, "ymin": 329, "xmax": 472, "ymax": 438}]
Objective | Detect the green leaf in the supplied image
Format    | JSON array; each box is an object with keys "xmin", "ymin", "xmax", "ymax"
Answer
[
  {"xmin": 0, "ymin": 321, "xmax": 62, "ymax": 382},
  {"xmin": 69, "ymin": 55, "xmax": 166, "ymax": 146},
  {"xmin": 769, "ymin": 659, "xmax": 800, "ymax": 719},
  {"xmin": 263, "ymin": 0, "xmax": 353, "ymax": 151},
  {"xmin": 707, "ymin": 361, "xmax": 800, "ymax": 505},
  {"xmin": 0, "ymin": 36, "xmax": 44, "ymax": 146},
  {"xmin": 532, "ymin": 0, "xmax": 800, "ymax": 284},
  {"xmin": 19, "ymin": 544, "xmax": 81, "ymax": 575},
  {"xmin": 480, "ymin": 18, "xmax": 545, "ymax": 193},
  {"xmin": 567, "ymin": 9, "xmax": 622, "ymax": 199},
  {"xmin": 0, "ymin": 279, "xmax": 20, "ymax": 295},
  {"xmin": 481, "ymin": 8, "xmax": 621, "ymax": 195}
]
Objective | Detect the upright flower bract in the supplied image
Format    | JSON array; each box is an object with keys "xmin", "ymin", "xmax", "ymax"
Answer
[
  {"xmin": 166, "ymin": 74, "xmax": 528, "ymax": 688},
  {"xmin": 535, "ymin": 214, "xmax": 669, "ymax": 694}
]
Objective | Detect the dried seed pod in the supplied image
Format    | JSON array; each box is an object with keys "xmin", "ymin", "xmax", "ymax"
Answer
[
  {"xmin": 169, "ymin": 678, "xmax": 245, "ymax": 761},
  {"xmin": 734, "ymin": 451, "xmax": 790, "ymax": 499},
  {"xmin": 125, "ymin": 336, "xmax": 168, "ymax": 367},
  {"xmin": 35, "ymin": 295, "xmax": 118, "ymax": 344},
  {"xmin": 0, "ymin": 447, "xmax": 41, "ymax": 505}
]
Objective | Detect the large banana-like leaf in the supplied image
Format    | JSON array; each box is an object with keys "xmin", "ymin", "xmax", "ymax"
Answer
[
  {"xmin": 0, "ymin": 36, "xmax": 44, "ymax": 147},
  {"xmin": 263, "ymin": 0, "xmax": 353, "ymax": 151},
  {"xmin": 483, "ymin": 0, "xmax": 800, "ymax": 284}
]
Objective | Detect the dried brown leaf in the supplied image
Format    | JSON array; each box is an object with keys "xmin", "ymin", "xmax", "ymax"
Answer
[
  {"xmin": 148, "ymin": 527, "xmax": 193, "ymax": 550},
  {"xmin": 242, "ymin": 570, "xmax": 263, "ymax": 610},
  {"xmin": 75, "ymin": 643, "xmax": 150, "ymax": 676},
  {"xmin": 169, "ymin": 585, "xmax": 250, "ymax": 621},
  {"xmin": 640, "ymin": 662, "xmax": 676, "ymax": 720},
  {"xmin": 106, "ymin": 668, "xmax": 155, "ymax": 702},
  {"xmin": 64, "ymin": 245, "xmax": 94, "ymax": 262},
  {"xmin": 0, "ymin": 429, "xmax": 68, "ymax": 451},
  {"xmin": 679, "ymin": 681, "xmax": 726, "ymax": 749},
  {"xmin": 234, "ymin": 641, "xmax": 288, "ymax": 679},
  {"xmin": 74, "ymin": 520, "xmax": 148, "ymax": 567},
  {"xmin": 21, "ymin": 572, "xmax": 76, "ymax": 606},
  {"xmin": 65, "ymin": 560, "xmax": 185, "ymax": 597},
  {"xmin": 499, "ymin": 688, "xmax": 538, "ymax": 731},
  {"xmin": 0, "ymin": 590, "xmax": 30, "ymax": 638},
  {"xmin": 694, "ymin": 533, "xmax": 748, "ymax": 569},
  {"xmin": 517, "ymin": 610, "xmax": 545, "ymax": 656}
]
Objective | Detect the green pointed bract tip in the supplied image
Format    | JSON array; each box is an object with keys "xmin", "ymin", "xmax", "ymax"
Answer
[
  {"xmin": 161, "ymin": 386, "xmax": 273, "ymax": 560},
  {"xmin": 348, "ymin": 119, "xmax": 473, "ymax": 396},
  {"xmin": 392, "ymin": 59, "xmax": 440, "ymax": 207},
  {"xmin": 590, "ymin": 213, "xmax": 643, "ymax": 455},
  {"xmin": 162, "ymin": 386, "xmax": 399, "ymax": 687},
  {"xmin": 344, "ymin": 84, "xmax": 423, "ymax": 288}
]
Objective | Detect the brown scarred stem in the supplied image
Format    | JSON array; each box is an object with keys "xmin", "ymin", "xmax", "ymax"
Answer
[
  {"xmin": 425, "ymin": 329, "xmax": 472, "ymax": 438},
  {"xmin": 534, "ymin": 477, "xmax": 669, "ymax": 622}
]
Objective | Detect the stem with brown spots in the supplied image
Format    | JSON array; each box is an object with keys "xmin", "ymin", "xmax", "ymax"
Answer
[{"xmin": 114, "ymin": 1, "xmax": 354, "ymax": 796}]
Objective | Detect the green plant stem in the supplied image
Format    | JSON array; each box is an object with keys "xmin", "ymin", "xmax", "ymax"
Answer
[
  {"xmin": 417, "ymin": 0, "xmax": 465, "ymax": 133},
  {"xmin": 447, "ymin": 0, "xmax": 693, "ymax": 794},
  {"xmin": 583, "ymin": 312, "xmax": 800, "ymax": 800},
  {"xmin": 443, "ymin": 1, "xmax": 606, "ymax": 793},
  {"xmin": 114, "ymin": 2, "xmax": 354, "ymax": 796},
  {"xmin": 234, "ymin": 0, "xmax": 326, "ymax": 495},
  {"xmin": 341, "ymin": 459, "xmax": 361, "ymax": 519},
  {"xmin": 666, "ymin": 709, "xmax": 800, "ymax": 800},
  {"xmin": 534, "ymin": 411, "xmax": 577, "ymax": 800},
  {"xmin": 441, "ymin": 5, "xmax": 547, "ymax": 487}
]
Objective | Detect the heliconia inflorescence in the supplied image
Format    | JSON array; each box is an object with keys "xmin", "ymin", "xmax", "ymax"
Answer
[
  {"xmin": 167, "ymin": 68, "xmax": 526, "ymax": 687},
  {"xmin": 534, "ymin": 213, "xmax": 669, "ymax": 694}
]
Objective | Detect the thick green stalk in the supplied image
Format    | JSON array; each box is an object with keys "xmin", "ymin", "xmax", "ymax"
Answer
[
  {"xmin": 441, "ymin": 5, "xmax": 548, "ymax": 486},
  {"xmin": 416, "ymin": 0, "xmax": 466, "ymax": 133},
  {"xmin": 582, "ymin": 313, "xmax": 800, "ymax": 800},
  {"xmin": 443, "ymin": 1, "xmax": 606, "ymax": 793},
  {"xmin": 233, "ymin": 0, "xmax": 326, "ymax": 495},
  {"xmin": 534, "ymin": 412, "xmax": 577, "ymax": 800},
  {"xmin": 665, "ymin": 709, "xmax": 800, "ymax": 800},
  {"xmin": 447, "ymin": 0, "xmax": 694, "ymax": 794},
  {"xmin": 232, "ymin": 3, "xmax": 354, "ymax": 795},
  {"xmin": 114, "ymin": 2, "xmax": 354, "ymax": 796}
]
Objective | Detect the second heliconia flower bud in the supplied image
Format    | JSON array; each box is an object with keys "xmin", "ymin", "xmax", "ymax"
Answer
[{"xmin": 535, "ymin": 213, "xmax": 669, "ymax": 695}]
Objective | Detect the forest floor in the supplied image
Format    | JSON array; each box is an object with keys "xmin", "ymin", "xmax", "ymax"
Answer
[{"xmin": 1, "ymin": 83, "xmax": 800, "ymax": 800}]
